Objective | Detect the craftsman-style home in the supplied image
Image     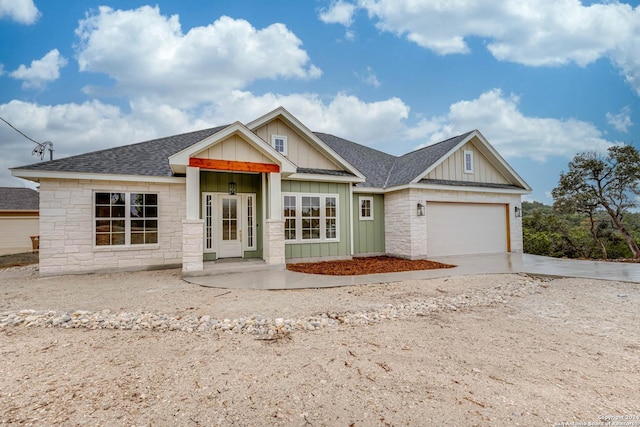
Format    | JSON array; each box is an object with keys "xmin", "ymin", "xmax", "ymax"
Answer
[{"xmin": 11, "ymin": 107, "xmax": 531, "ymax": 276}]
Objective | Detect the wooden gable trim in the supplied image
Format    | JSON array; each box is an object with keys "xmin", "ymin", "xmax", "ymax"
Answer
[{"xmin": 189, "ymin": 158, "xmax": 280, "ymax": 173}]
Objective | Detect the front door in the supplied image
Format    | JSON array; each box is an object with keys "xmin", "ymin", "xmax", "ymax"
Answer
[{"xmin": 218, "ymin": 195, "xmax": 242, "ymax": 258}]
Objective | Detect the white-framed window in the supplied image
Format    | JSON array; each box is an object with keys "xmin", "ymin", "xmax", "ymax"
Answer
[
  {"xmin": 245, "ymin": 194, "xmax": 256, "ymax": 250},
  {"xmin": 95, "ymin": 192, "xmax": 158, "ymax": 246},
  {"xmin": 283, "ymin": 193, "xmax": 339, "ymax": 243},
  {"xmin": 359, "ymin": 196, "xmax": 374, "ymax": 220},
  {"xmin": 271, "ymin": 135, "xmax": 288, "ymax": 156},
  {"xmin": 464, "ymin": 150, "xmax": 474, "ymax": 174}
]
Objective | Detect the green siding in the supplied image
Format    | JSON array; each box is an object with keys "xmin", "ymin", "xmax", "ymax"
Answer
[
  {"xmin": 282, "ymin": 180, "xmax": 351, "ymax": 260},
  {"xmin": 353, "ymin": 193, "xmax": 385, "ymax": 254},
  {"xmin": 200, "ymin": 171, "xmax": 263, "ymax": 259}
]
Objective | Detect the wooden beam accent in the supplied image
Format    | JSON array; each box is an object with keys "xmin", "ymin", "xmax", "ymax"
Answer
[{"xmin": 189, "ymin": 158, "xmax": 280, "ymax": 173}]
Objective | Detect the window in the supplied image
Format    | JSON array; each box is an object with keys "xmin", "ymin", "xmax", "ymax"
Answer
[
  {"xmin": 95, "ymin": 192, "xmax": 158, "ymax": 247},
  {"xmin": 464, "ymin": 150, "xmax": 474, "ymax": 174},
  {"xmin": 246, "ymin": 194, "xmax": 256, "ymax": 250},
  {"xmin": 359, "ymin": 196, "xmax": 373, "ymax": 220},
  {"xmin": 271, "ymin": 135, "xmax": 288, "ymax": 155},
  {"xmin": 283, "ymin": 193, "xmax": 339, "ymax": 242},
  {"xmin": 284, "ymin": 195, "xmax": 297, "ymax": 240}
]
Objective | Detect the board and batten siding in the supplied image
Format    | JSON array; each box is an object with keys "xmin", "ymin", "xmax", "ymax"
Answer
[
  {"xmin": 281, "ymin": 180, "xmax": 350, "ymax": 260},
  {"xmin": 426, "ymin": 139, "xmax": 510, "ymax": 184},
  {"xmin": 194, "ymin": 134, "xmax": 275, "ymax": 164},
  {"xmin": 253, "ymin": 118, "xmax": 341, "ymax": 171},
  {"xmin": 200, "ymin": 171, "xmax": 263, "ymax": 260},
  {"xmin": 352, "ymin": 193, "xmax": 385, "ymax": 255}
]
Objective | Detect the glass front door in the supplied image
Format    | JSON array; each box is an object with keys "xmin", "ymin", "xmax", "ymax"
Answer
[{"xmin": 218, "ymin": 195, "xmax": 242, "ymax": 257}]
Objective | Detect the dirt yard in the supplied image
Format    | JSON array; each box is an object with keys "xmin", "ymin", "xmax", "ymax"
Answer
[{"xmin": 1, "ymin": 266, "xmax": 639, "ymax": 426}]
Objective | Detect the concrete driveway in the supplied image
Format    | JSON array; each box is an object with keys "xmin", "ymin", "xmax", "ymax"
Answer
[{"xmin": 184, "ymin": 253, "xmax": 640, "ymax": 290}]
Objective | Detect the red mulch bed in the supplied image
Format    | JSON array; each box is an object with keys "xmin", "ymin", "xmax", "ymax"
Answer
[{"xmin": 286, "ymin": 256, "xmax": 455, "ymax": 276}]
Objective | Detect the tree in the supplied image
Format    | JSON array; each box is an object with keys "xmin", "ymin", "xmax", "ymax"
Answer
[{"xmin": 552, "ymin": 145, "xmax": 640, "ymax": 259}]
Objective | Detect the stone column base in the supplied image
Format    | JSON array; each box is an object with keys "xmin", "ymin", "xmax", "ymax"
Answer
[
  {"xmin": 182, "ymin": 219, "xmax": 204, "ymax": 273},
  {"xmin": 264, "ymin": 219, "xmax": 285, "ymax": 265}
]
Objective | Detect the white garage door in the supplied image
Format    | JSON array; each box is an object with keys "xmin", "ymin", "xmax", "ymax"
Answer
[{"xmin": 426, "ymin": 202, "xmax": 508, "ymax": 257}]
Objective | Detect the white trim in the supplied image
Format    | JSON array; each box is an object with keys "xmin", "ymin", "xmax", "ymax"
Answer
[
  {"xmin": 352, "ymin": 187, "xmax": 385, "ymax": 194},
  {"xmin": 282, "ymin": 192, "xmax": 340, "ymax": 243},
  {"xmin": 271, "ymin": 134, "xmax": 288, "ymax": 156},
  {"xmin": 10, "ymin": 169, "xmax": 186, "ymax": 184},
  {"xmin": 384, "ymin": 182, "xmax": 532, "ymax": 195},
  {"xmin": 358, "ymin": 196, "xmax": 374, "ymax": 221},
  {"xmin": 286, "ymin": 173, "xmax": 365, "ymax": 183},
  {"xmin": 463, "ymin": 150, "xmax": 474, "ymax": 174}
]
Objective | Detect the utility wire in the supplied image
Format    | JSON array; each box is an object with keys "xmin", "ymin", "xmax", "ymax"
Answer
[
  {"xmin": 0, "ymin": 115, "xmax": 40, "ymax": 144},
  {"xmin": 0, "ymin": 115, "xmax": 53, "ymax": 160}
]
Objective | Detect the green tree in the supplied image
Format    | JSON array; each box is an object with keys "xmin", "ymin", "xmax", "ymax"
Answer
[{"xmin": 552, "ymin": 145, "xmax": 640, "ymax": 259}]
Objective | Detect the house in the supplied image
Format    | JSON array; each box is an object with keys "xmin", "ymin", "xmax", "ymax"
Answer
[
  {"xmin": 10, "ymin": 107, "xmax": 531, "ymax": 276},
  {"xmin": 0, "ymin": 187, "xmax": 39, "ymax": 255}
]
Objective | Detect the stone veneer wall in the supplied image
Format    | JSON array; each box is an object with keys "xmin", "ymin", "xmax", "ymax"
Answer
[
  {"xmin": 38, "ymin": 179, "xmax": 186, "ymax": 276},
  {"xmin": 264, "ymin": 219, "xmax": 285, "ymax": 265},
  {"xmin": 384, "ymin": 188, "xmax": 523, "ymax": 259}
]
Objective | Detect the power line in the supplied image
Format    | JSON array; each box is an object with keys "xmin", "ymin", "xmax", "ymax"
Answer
[
  {"xmin": 0, "ymin": 115, "xmax": 40, "ymax": 144},
  {"xmin": 0, "ymin": 115, "xmax": 54, "ymax": 160}
]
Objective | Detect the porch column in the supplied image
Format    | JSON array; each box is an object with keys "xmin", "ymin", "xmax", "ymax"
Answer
[
  {"xmin": 264, "ymin": 172, "xmax": 285, "ymax": 266},
  {"xmin": 182, "ymin": 166, "xmax": 204, "ymax": 273}
]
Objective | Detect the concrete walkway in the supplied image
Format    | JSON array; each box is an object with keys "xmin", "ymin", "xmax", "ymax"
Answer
[{"xmin": 184, "ymin": 253, "xmax": 640, "ymax": 290}]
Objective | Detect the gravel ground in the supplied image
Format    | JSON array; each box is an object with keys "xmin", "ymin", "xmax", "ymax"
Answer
[{"xmin": 1, "ymin": 266, "xmax": 639, "ymax": 426}]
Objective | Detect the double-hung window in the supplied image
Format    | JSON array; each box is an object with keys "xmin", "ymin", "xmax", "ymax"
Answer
[
  {"xmin": 359, "ymin": 196, "xmax": 373, "ymax": 220},
  {"xmin": 95, "ymin": 192, "xmax": 158, "ymax": 247},
  {"xmin": 283, "ymin": 193, "xmax": 339, "ymax": 242}
]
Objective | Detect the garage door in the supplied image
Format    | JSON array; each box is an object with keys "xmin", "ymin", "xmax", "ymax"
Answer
[{"xmin": 426, "ymin": 202, "xmax": 508, "ymax": 256}]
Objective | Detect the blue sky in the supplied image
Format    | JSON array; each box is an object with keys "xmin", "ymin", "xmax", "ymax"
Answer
[{"xmin": 1, "ymin": 0, "xmax": 640, "ymax": 203}]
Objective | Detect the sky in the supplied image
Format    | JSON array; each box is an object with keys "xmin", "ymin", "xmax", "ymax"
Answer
[{"xmin": 1, "ymin": 0, "xmax": 640, "ymax": 204}]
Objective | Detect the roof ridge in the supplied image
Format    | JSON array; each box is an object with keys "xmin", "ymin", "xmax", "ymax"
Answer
[{"xmin": 400, "ymin": 130, "xmax": 475, "ymax": 158}]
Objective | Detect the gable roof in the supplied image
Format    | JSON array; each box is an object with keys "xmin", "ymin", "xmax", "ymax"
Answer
[
  {"xmin": 247, "ymin": 107, "xmax": 365, "ymax": 180},
  {"xmin": 10, "ymin": 109, "xmax": 530, "ymax": 193},
  {"xmin": 168, "ymin": 121, "xmax": 297, "ymax": 175},
  {"xmin": 0, "ymin": 187, "xmax": 39, "ymax": 211}
]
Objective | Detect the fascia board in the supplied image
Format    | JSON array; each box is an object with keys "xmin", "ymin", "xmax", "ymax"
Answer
[
  {"xmin": 381, "ymin": 182, "xmax": 531, "ymax": 195},
  {"xmin": 285, "ymin": 173, "xmax": 365, "ymax": 183},
  {"xmin": 351, "ymin": 187, "xmax": 385, "ymax": 194},
  {"xmin": 10, "ymin": 168, "xmax": 186, "ymax": 184}
]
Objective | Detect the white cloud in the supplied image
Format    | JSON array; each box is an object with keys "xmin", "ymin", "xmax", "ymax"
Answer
[
  {"xmin": 409, "ymin": 89, "xmax": 615, "ymax": 161},
  {"xmin": 74, "ymin": 6, "xmax": 322, "ymax": 108},
  {"xmin": 606, "ymin": 107, "xmax": 633, "ymax": 133},
  {"xmin": 10, "ymin": 49, "xmax": 68, "ymax": 89},
  {"xmin": 319, "ymin": 0, "xmax": 357, "ymax": 26},
  {"xmin": 0, "ymin": 0, "xmax": 40, "ymax": 24},
  {"xmin": 362, "ymin": 66, "xmax": 381, "ymax": 88},
  {"xmin": 322, "ymin": 0, "xmax": 640, "ymax": 95},
  {"xmin": 1, "ymin": 91, "xmax": 411, "ymax": 187}
]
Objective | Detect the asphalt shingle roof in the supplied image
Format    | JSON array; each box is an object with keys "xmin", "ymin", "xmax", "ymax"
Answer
[
  {"xmin": 315, "ymin": 131, "xmax": 474, "ymax": 188},
  {"xmin": 14, "ymin": 126, "xmax": 228, "ymax": 177},
  {"xmin": 0, "ymin": 187, "xmax": 39, "ymax": 210},
  {"xmin": 13, "ymin": 122, "xmax": 487, "ymax": 190}
]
